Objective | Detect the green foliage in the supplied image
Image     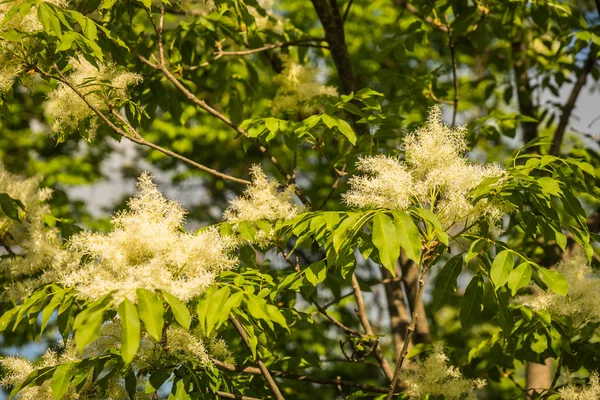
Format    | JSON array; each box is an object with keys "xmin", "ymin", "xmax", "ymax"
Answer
[{"xmin": 2, "ymin": 0, "xmax": 600, "ymax": 398}]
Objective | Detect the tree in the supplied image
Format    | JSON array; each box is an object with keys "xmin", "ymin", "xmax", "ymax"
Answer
[{"xmin": 0, "ymin": 0, "xmax": 600, "ymax": 399}]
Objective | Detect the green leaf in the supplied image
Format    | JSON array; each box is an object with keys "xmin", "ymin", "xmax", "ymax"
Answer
[
  {"xmin": 37, "ymin": 3, "xmax": 62, "ymax": 37},
  {"xmin": 117, "ymin": 298, "xmax": 141, "ymax": 364},
  {"xmin": 136, "ymin": 288, "xmax": 164, "ymax": 342},
  {"xmin": 460, "ymin": 274, "xmax": 483, "ymax": 331},
  {"xmin": 416, "ymin": 209, "xmax": 448, "ymax": 245},
  {"xmin": 322, "ymin": 114, "xmax": 338, "ymax": 129},
  {"xmin": 0, "ymin": 193, "xmax": 24, "ymax": 222},
  {"xmin": 508, "ymin": 263, "xmax": 532, "ymax": 296},
  {"xmin": 531, "ymin": 331, "xmax": 548, "ymax": 353},
  {"xmin": 264, "ymin": 117, "xmax": 279, "ymax": 133},
  {"xmin": 432, "ymin": 255, "xmax": 463, "ymax": 311},
  {"xmin": 392, "ymin": 211, "xmax": 422, "ymax": 263},
  {"xmin": 538, "ymin": 268, "xmax": 569, "ymax": 296},
  {"xmin": 51, "ymin": 363, "xmax": 73, "ymax": 399},
  {"xmin": 56, "ymin": 31, "xmax": 79, "ymax": 52},
  {"xmin": 335, "ymin": 118, "xmax": 357, "ymax": 145},
  {"xmin": 0, "ymin": 307, "xmax": 18, "ymax": 331},
  {"xmin": 74, "ymin": 303, "xmax": 108, "ymax": 353},
  {"xmin": 163, "ymin": 292, "xmax": 191, "ymax": 329},
  {"xmin": 145, "ymin": 369, "xmax": 172, "ymax": 394},
  {"xmin": 490, "ymin": 250, "xmax": 514, "ymax": 289},
  {"xmin": 371, "ymin": 213, "xmax": 399, "ymax": 274},
  {"xmin": 40, "ymin": 291, "xmax": 65, "ymax": 334},
  {"xmin": 169, "ymin": 379, "xmax": 191, "ymax": 400},
  {"xmin": 202, "ymin": 286, "xmax": 231, "ymax": 337},
  {"xmin": 465, "ymin": 239, "xmax": 486, "ymax": 263},
  {"xmin": 537, "ymin": 177, "xmax": 561, "ymax": 197},
  {"xmin": 332, "ymin": 212, "xmax": 360, "ymax": 252},
  {"xmin": 305, "ymin": 260, "xmax": 327, "ymax": 286}
]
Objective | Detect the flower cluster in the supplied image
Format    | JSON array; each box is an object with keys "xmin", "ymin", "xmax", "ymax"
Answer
[
  {"xmin": 0, "ymin": 165, "xmax": 74, "ymax": 302},
  {"xmin": 343, "ymin": 155, "xmax": 413, "ymax": 210},
  {"xmin": 0, "ymin": 336, "xmax": 153, "ymax": 399},
  {"xmin": 62, "ymin": 172, "xmax": 237, "ymax": 303},
  {"xmin": 343, "ymin": 106, "xmax": 509, "ymax": 231},
  {"xmin": 404, "ymin": 344, "xmax": 486, "ymax": 400},
  {"xmin": 224, "ymin": 165, "xmax": 303, "ymax": 223},
  {"xmin": 518, "ymin": 255, "xmax": 600, "ymax": 323},
  {"xmin": 559, "ymin": 372, "xmax": 600, "ymax": 400},
  {"xmin": 0, "ymin": 0, "xmax": 66, "ymax": 92},
  {"xmin": 272, "ymin": 59, "xmax": 338, "ymax": 117},
  {"xmin": 44, "ymin": 55, "xmax": 141, "ymax": 136}
]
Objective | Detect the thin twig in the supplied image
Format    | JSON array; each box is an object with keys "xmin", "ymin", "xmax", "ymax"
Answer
[
  {"xmin": 447, "ymin": 20, "xmax": 459, "ymax": 127},
  {"xmin": 386, "ymin": 257, "xmax": 430, "ymax": 400},
  {"xmin": 136, "ymin": 53, "xmax": 311, "ymax": 206},
  {"xmin": 394, "ymin": 0, "xmax": 449, "ymax": 32},
  {"xmin": 39, "ymin": 64, "xmax": 249, "ymax": 184},
  {"xmin": 186, "ymin": 39, "xmax": 327, "ymax": 70},
  {"xmin": 312, "ymin": 298, "xmax": 361, "ymax": 335},
  {"xmin": 342, "ymin": 0, "xmax": 354, "ymax": 22},
  {"xmin": 229, "ymin": 316, "xmax": 286, "ymax": 400},
  {"xmin": 550, "ymin": 47, "xmax": 598, "ymax": 155},
  {"xmin": 215, "ymin": 391, "xmax": 262, "ymax": 400},
  {"xmin": 351, "ymin": 274, "xmax": 395, "ymax": 381},
  {"xmin": 211, "ymin": 358, "xmax": 398, "ymax": 394}
]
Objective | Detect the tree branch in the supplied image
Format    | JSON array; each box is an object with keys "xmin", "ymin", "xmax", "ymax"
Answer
[
  {"xmin": 381, "ymin": 265, "xmax": 411, "ymax": 361},
  {"xmin": 448, "ymin": 24, "xmax": 459, "ymax": 127},
  {"xmin": 351, "ymin": 274, "xmax": 395, "ymax": 381},
  {"xmin": 136, "ymin": 53, "xmax": 311, "ymax": 206},
  {"xmin": 386, "ymin": 256, "xmax": 431, "ymax": 399},
  {"xmin": 186, "ymin": 39, "xmax": 328, "ymax": 70},
  {"xmin": 399, "ymin": 254, "xmax": 431, "ymax": 344},
  {"xmin": 229, "ymin": 316, "xmax": 286, "ymax": 400},
  {"xmin": 216, "ymin": 391, "xmax": 262, "ymax": 400},
  {"xmin": 512, "ymin": 40, "xmax": 539, "ymax": 149},
  {"xmin": 39, "ymin": 64, "xmax": 250, "ymax": 185},
  {"xmin": 211, "ymin": 358, "xmax": 400, "ymax": 394},
  {"xmin": 393, "ymin": 0, "xmax": 449, "ymax": 32},
  {"xmin": 310, "ymin": 0, "xmax": 357, "ymax": 94},
  {"xmin": 550, "ymin": 48, "xmax": 598, "ymax": 155}
]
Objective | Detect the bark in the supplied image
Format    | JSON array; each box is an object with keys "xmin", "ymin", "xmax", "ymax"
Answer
[
  {"xmin": 526, "ymin": 358, "xmax": 553, "ymax": 398},
  {"xmin": 511, "ymin": 40, "xmax": 538, "ymax": 148},
  {"xmin": 310, "ymin": 0, "xmax": 357, "ymax": 94},
  {"xmin": 550, "ymin": 49, "xmax": 598, "ymax": 155}
]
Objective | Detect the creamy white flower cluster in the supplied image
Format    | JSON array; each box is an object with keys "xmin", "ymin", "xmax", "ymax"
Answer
[
  {"xmin": 0, "ymin": 0, "xmax": 67, "ymax": 92},
  {"xmin": 518, "ymin": 255, "xmax": 600, "ymax": 323},
  {"xmin": 62, "ymin": 172, "xmax": 238, "ymax": 303},
  {"xmin": 0, "ymin": 318, "xmax": 233, "ymax": 399},
  {"xmin": 404, "ymin": 344, "xmax": 486, "ymax": 400},
  {"xmin": 0, "ymin": 165, "xmax": 75, "ymax": 302},
  {"xmin": 224, "ymin": 165, "xmax": 303, "ymax": 224},
  {"xmin": 343, "ymin": 106, "xmax": 509, "ymax": 231},
  {"xmin": 272, "ymin": 59, "xmax": 338, "ymax": 117},
  {"xmin": 559, "ymin": 372, "xmax": 600, "ymax": 400},
  {"xmin": 44, "ymin": 55, "xmax": 141, "ymax": 137},
  {"xmin": 223, "ymin": 165, "xmax": 304, "ymax": 247}
]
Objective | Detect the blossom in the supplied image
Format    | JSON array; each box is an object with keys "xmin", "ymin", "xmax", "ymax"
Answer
[
  {"xmin": 224, "ymin": 165, "xmax": 303, "ymax": 223},
  {"xmin": 272, "ymin": 59, "xmax": 338, "ymax": 116},
  {"xmin": 0, "ymin": 165, "xmax": 75, "ymax": 302},
  {"xmin": 343, "ymin": 155, "xmax": 413, "ymax": 210},
  {"xmin": 44, "ymin": 55, "xmax": 141, "ymax": 136},
  {"xmin": 559, "ymin": 372, "xmax": 600, "ymax": 400},
  {"xmin": 404, "ymin": 343, "xmax": 486, "ymax": 400},
  {"xmin": 518, "ymin": 255, "xmax": 600, "ymax": 323},
  {"xmin": 0, "ymin": 0, "xmax": 67, "ymax": 92},
  {"xmin": 343, "ymin": 106, "xmax": 508, "ymax": 231},
  {"xmin": 62, "ymin": 172, "xmax": 238, "ymax": 303}
]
